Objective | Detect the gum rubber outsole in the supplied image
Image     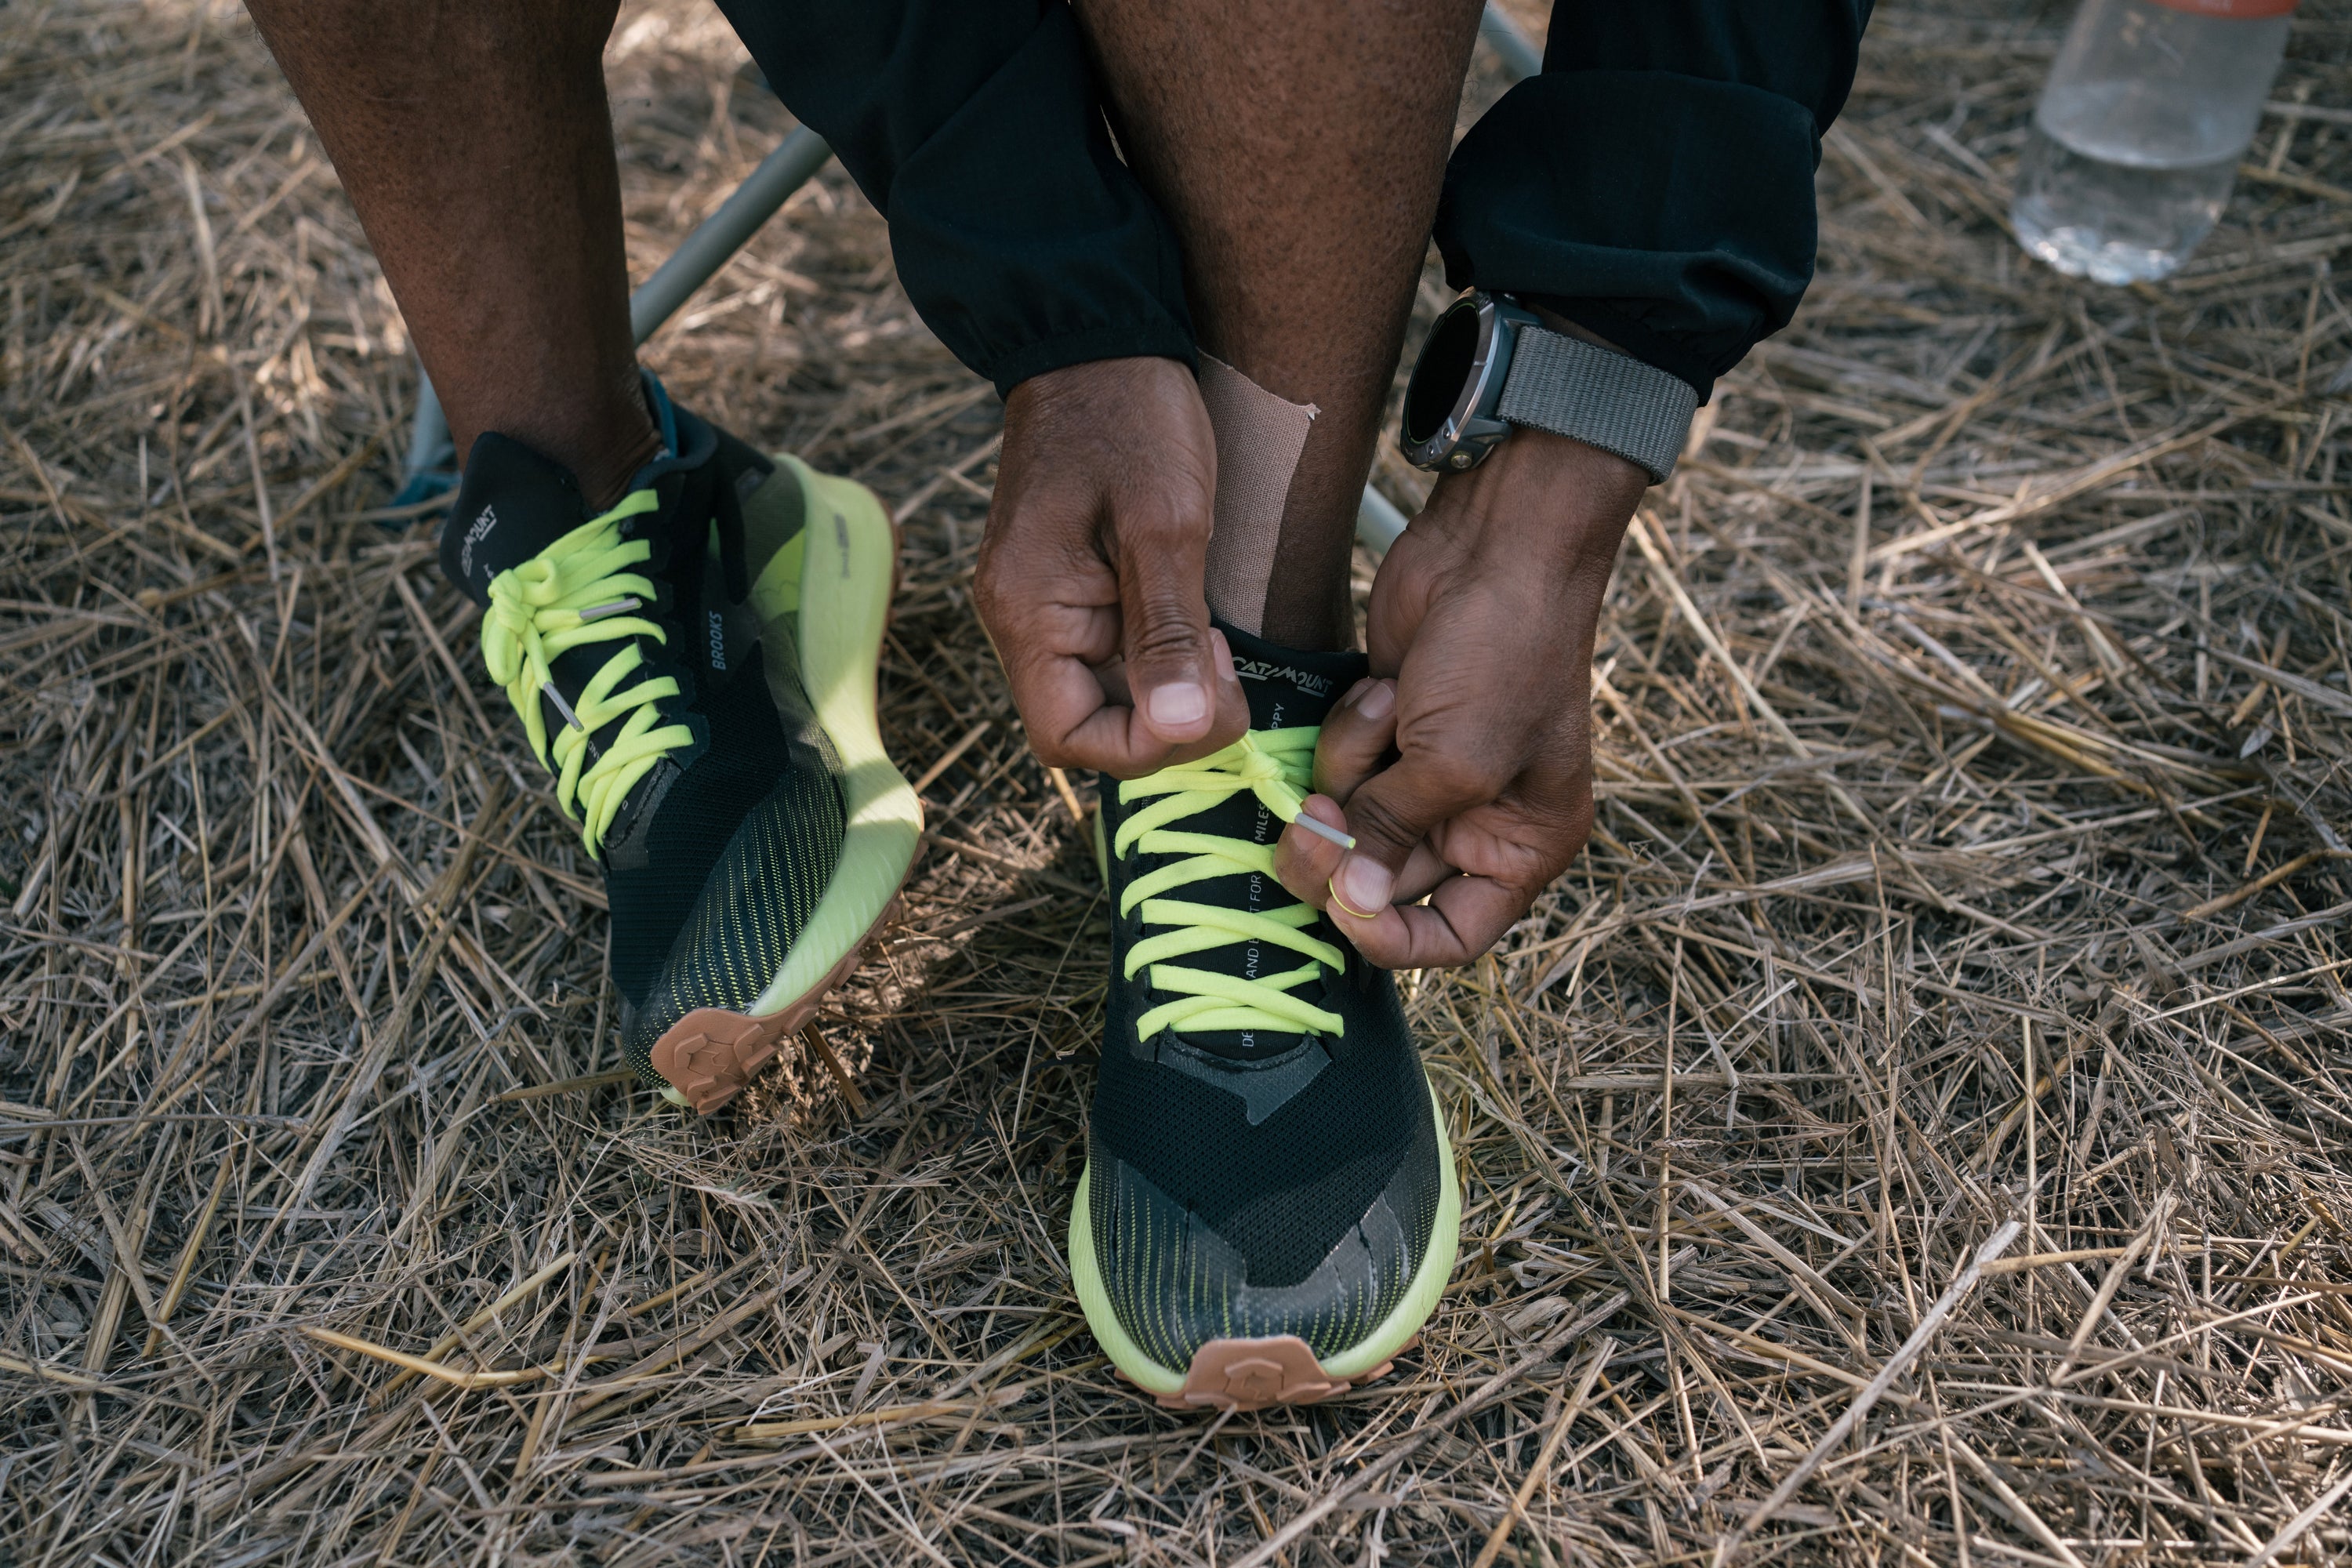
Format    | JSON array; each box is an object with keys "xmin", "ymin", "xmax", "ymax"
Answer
[
  {"xmin": 648, "ymin": 459, "xmax": 920, "ymax": 1115},
  {"xmin": 1119, "ymin": 1334, "xmax": 1422, "ymax": 1413},
  {"xmin": 648, "ymin": 893, "xmax": 902, "ymax": 1115}
]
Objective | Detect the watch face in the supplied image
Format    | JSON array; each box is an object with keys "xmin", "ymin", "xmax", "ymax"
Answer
[{"xmin": 1403, "ymin": 299, "xmax": 1481, "ymax": 449}]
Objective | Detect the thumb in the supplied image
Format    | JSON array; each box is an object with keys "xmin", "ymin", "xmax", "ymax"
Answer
[
  {"xmin": 1326, "ymin": 750, "xmax": 1493, "ymax": 920},
  {"xmin": 1110, "ymin": 501, "xmax": 1225, "ymax": 746}
]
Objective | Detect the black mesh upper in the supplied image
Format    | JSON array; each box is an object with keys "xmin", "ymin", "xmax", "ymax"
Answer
[
  {"xmin": 1088, "ymin": 1083, "xmax": 1440, "ymax": 1368},
  {"xmin": 1091, "ymin": 948, "xmax": 1432, "ymax": 1287},
  {"xmin": 439, "ymin": 390, "xmax": 847, "ymax": 1084},
  {"xmin": 1083, "ymin": 624, "xmax": 1446, "ymax": 1367},
  {"xmin": 605, "ymin": 657, "xmax": 846, "ymax": 1074}
]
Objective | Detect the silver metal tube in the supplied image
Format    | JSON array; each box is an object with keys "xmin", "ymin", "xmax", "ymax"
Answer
[
  {"xmin": 397, "ymin": 377, "xmax": 452, "ymax": 507},
  {"xmin": 1355, "ymin": 485, "xmax": 1410, "ymax": 556},
  {"xmin": 1479, "ymin": 5, "xmax": 1543, "ymax": 85},
  {"xmin": 629, "ymin": 125, "xmax": 831, "ymax": 343}
]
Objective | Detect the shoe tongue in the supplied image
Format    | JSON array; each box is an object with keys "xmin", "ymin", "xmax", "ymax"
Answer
[
  {"xmin": 438, "ymin": 434, "xmax": 597, "ymax": 607},
  {"xmin": 1217, "ymin": 619, "xmax": 1368, "ymax": 731},
  {"xmin": 1154, "ymin": 625, "xmax": 1367, "ymax": 1059}
]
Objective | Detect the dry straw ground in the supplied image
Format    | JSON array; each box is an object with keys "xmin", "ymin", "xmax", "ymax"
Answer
[{"xmin": 5, "ymin": 0, "xmax": 2352, "ymax": 1562}]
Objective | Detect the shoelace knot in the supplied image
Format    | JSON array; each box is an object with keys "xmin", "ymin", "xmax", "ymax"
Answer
[{"xmin": 480, "ymin": 490, "xmax": 696, "ymax": 857}]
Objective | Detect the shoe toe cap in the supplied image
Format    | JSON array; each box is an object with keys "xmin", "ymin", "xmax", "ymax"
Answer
[
  {"xmin": 617, "ymin": 769, "xmax": 845, "ymax": 1064},
  {"xmin": 1083, "ymin": 1142, "xmax": 1438, "ymax": 1375}
]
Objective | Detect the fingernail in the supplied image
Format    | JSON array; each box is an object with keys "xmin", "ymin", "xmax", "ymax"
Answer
[
  {"xmin": 1148, "ymin": 682, "xmax": 1208, "ymax": 729},
  {"xmin": 1211, "ymin": 630, "xmax": 1236, "ymax": 679},
  {"xmin": 1357, "ymin": 681, "xmax": 1396, "ymax": 720},
  {"xmin": 1334, "ymin": 855, "xmax": 1392, "ymax": 918},
  {"xmin": 1340, "ymin": 677, "xmax": 1373, "ymax": 709}
]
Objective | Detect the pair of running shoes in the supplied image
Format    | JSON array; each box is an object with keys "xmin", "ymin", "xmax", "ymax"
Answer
[{"xmin": 443, "ymin": 379, "xmax": 1457, "ymax": 1411}]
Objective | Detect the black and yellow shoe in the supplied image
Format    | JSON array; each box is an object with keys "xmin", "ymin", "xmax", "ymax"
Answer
[
  {"xmin": 1071, "ymin": 626, "xmax": 1458, "ymax": 1411},
  {"xmin": 439, "ymin": 378, "xmax": 919, "ymax": 1113}
]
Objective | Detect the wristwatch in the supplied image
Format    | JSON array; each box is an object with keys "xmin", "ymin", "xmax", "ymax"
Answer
[{"xmin": 1399, "ymin": 290, "xmax": 1699, "ymax": 485}]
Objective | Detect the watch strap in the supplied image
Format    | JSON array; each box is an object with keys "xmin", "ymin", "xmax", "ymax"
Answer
[{"xmin": 1494, "ymin": 328, "xmax": 1699, "ymax": 484}]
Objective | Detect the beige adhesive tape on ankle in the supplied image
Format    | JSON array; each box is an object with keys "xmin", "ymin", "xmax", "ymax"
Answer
[{"xmin": 1199, "ymin": 353, "xmax": 1316, "ymax": 638}]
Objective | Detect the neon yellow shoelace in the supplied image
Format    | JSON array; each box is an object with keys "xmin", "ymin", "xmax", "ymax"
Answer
[
  {"xmin": 480, "ymin": 489, "xmax": 696, "ymax": 858},
  {"xmin": 1114, "ymin": 729, "xmax": 1348, "ymax": 1043}
]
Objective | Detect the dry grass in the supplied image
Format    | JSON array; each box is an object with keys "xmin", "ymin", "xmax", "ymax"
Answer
[{"xmin": 6, "ymin": 0, "xmax": 2352, "ymax": 1562}]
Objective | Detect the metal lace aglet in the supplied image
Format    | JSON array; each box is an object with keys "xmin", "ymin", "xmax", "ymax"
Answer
[
  {"xmin": 541, "ymin": 681, "xmax": 584, "ymax": 732},
  {"xmin": 577, "ymin": 597, "xmax": 640, "ymax": 622},
  {"xmin": 1292, "ymin": 813, "xmax": 1356, "ymax": 851},
  {"xmin": 541, "ymin": 682, "xmax": 601, "ymax": 761}
]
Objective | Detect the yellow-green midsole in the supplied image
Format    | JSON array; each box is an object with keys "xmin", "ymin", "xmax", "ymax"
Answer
[{"xmin": 748, "ymin": 456, "xmax": 922, "ymax": 1018}]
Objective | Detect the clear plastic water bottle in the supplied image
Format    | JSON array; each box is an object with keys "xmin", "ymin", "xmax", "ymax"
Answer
[{"xmin": 2012, "ymin": 0, "xmax": 2296, "ymax": 285}]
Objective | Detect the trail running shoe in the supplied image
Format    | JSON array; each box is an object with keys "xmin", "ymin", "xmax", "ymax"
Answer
[
  {"xmin": 440, "ymin": 377, "xmax": 920, "ymax": 1113},
  {"xmin": 1071, "ymin": 624, "xmax": 1459, "ymax": 1411}
]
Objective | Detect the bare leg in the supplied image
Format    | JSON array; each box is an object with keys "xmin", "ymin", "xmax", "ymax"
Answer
[
  {"xmin": 244, "ymin": 0, "xmax": 658, "ymax": 506},
  {"xmin": 1076, "ymin": 0, "xmax": 1484, "ymax": 650}
]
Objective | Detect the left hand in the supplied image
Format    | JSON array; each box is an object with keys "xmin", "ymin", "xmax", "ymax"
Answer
[{"xmin": 1272, "ymin": 427, "xmax": 1648, "ymax": 967}]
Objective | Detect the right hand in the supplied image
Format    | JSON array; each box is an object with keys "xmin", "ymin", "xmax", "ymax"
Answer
[
  {"xmin": 975, "ymin": 356, "xmax": 1249, "ymax": 778},
  {"xmin": 1268, "ymin": 426, "xmax": 1645, "ymax": 967}
]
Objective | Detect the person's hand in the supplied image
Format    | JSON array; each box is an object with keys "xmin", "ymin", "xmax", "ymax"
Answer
[
  {"xmin": 1272, "ymin": 428, "xmax": 1647, "ymax": 967},
  {"xmin": 975, "ymin": 356, "xmax": 1250, "ymax": 779}
]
